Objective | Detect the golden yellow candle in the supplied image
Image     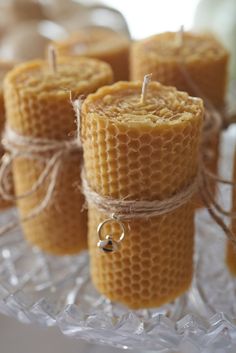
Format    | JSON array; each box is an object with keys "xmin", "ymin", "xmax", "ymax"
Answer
[
  {"xmin": 131, "ymin": 32, "xmax": 228, "ymax": 107},
  {"xmin": 131, "ymin": 31, "xmax": 229, "ymax": 208},
  {"xmin": 81, "ymin": 81, "xmax": 203, "ymax": 309},
  {"xmin": 226, "ymin": 148, "xmax": 236, "ymax": 275},
  {"xmin": 52, "ymin": 27, "xmax": 130, "ymax": 82},
  {"xmin": 4, "ymin": 56, "xmax": 113, "ymax": 255},
  {"xmin": 0, "ymin": 61, "xmax": 14, "ymax": 210}
]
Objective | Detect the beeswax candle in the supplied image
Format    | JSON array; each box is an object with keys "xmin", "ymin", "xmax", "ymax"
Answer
[
  {"xmin": 131, "ymin": 32, "xmax": 228, "ymax": 107},
  {"xmin": 82, "ymin": 81, "xmax": 203, "ymax": 309},
  {"xmin": 131, "ymin": 32, "xmax": 229, "ymax": 207},
  {"xmin": 4, "ymin": 57, "xmax": 113, "ymax": 255},
  {"xmin": 0, "ymin": 61, "xmax": 14, "ymax": 209},
  {"xmin": 52, "ymin": 27, "xmax": 130, "ymax": 82}
]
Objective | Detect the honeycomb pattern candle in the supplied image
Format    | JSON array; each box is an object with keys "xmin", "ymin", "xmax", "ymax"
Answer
[
  {"xmin": 81, "ymin": 80, "xmax": 203, "ymax": 309},
  {"xmin": 52, "ymin": 27, "xmax": 130, "ymax": 81},
  {"xmin": 4, "ymin": 54, "xmax": 113, "ymax": 255},
  {"xmin": 131, "ymin": 31, "xmax": 229, "ymax": 107},
  {"xmin": 131, "ymin": 31, "xmax": 229, "ymax": 206},
  {"xmin": 0, "ymin": 60, "xmax": 14, "ymax": 209}
]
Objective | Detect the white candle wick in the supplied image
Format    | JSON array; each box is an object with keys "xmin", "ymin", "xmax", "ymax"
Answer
[
  {"xmin": 71, "ymin": 95, "xmax": 85, "ymax": 143},
  {"xmin": 140, "ymin": 73, "xmax": 152, "ymax": 104},
  {"xmin": 48, "ymin": 45, "xmax": 57, "ymax": 74}
]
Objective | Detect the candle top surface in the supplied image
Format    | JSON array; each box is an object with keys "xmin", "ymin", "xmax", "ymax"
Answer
[
  {"xmin": 53, "ymin": 27, "xmax": 130, "ymax": 56},
  {"xmin": 82, "ymin": 81, "xmax": 203, "ymax": 126},
  {"xmin": 4, "ymin": 56, "xmax": 113, "ymax": 96},
  {"xmin": 134, "ymin": 32, "xmax": 228, "ymax": 62}
]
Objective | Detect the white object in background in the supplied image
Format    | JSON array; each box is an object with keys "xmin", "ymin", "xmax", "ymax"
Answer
[
  {"xmin": 194, "ymin": 0, "xmax": 236, "ymax": 80},
  {"xmin": 101, "ymin": 0, "xmax": 200, "ymax": 39}
]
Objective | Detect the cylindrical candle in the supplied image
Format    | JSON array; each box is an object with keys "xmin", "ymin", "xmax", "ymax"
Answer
[
  {"xmin": 4, "ymin": 56, "xmax": 113, "ymax": 255},
  {"xmin": 131, "ymin": 32, "xmax": 228, "ymax": 107},
  {"xmin": 81, "ymin": 81, "xmax": 203, "ymax": 309},
  {"xmin": 131, "ymin": 32, "xmax": 229, "ymax": 207},
  {"xmin": 0, "ymin": 60, "xmax": 14, "ymax": 209},
  {"xmin": 52, "ymin": 27, "xmax": 130, "ymax": 82}
]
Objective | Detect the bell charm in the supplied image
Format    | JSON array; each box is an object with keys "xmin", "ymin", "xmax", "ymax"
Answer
[
  {"xmin": 97, "ymin": 235, "xmax": 119, "ymax": 253},
  {"xmin": 97, "ymin": 215, "xmax": 125, "ymax": 254}
]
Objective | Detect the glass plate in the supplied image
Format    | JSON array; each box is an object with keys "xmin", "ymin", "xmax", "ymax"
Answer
[{"xmin": 0, "ymin": 126, "xmax": 236, "ymax": 353}]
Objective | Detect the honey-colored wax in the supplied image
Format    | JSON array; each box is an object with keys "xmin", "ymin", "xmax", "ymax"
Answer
[
  {"xmin": 226, "ymin": 148, "xmax": 236, "ymax": 275},
  {"xmin": 81, "ymin": 81, "xmax": 203, "ymax": 309},
  {"xmin": 0, "ymin": 61, "xmax": 14, "ymax": 209},
  {"xmin": 4, "ymin": 57, "xmax": 113, "ymax": 255},
  {"xmin": 131, "ymin": 32, "xmax": 229, "ymax": 107},
  {"xmin": 131, "ymin": 32, "xmax": 229, "ymax": 208},
  {"xmin": 52, "ymin": 27, "xmax": 130, "ymax": 82}
]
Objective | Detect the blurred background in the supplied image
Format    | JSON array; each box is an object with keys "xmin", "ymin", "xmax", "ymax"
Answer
[
  {"xmin": 0, "ymin": 0, "xmax": 235, "ymax": 78},
  {"xmin": 0, "ymin": 0, "xmax": 235, "ymax": 352}
]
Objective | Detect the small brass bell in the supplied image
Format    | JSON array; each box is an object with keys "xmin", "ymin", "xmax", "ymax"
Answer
[
  {"xmin": 97, "ymin": 235, "xmax": 119, "ymax": 253},
  {"xmin": 97, "ymin": 215, "xmax": 125, "ymax": 254}
]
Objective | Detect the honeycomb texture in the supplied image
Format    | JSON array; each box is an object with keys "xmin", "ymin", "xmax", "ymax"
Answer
[
  {"xmin": 52, "ymin": 27, "xmax": 130, "ymax": 82},
  {"xmin": 226, "ymin": 148, "xmax": 236, "ymax": 275},
  {"xmin": 4, "ymin": 57, "xmax": 113, "ymax": 255},
  {"xmin": 0, "ymin": 61, "xmax": 15, "ymax": 210},
  {"xmin": 81, "ymin": 81, "xmax": 203, "ymax": 309},
  {"xmin": 131, "ymin": 32, "xmax": 229, "ymax": 208},
  {"xmin": 130, "ymin": 32, "xmax": 229, "ymax": 107}
]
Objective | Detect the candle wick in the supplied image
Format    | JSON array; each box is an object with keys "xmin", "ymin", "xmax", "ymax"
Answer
[
  {"xmin": 48, "ymin": 45, "xmax": 57, "ymax": 74},
  {"xmin": 71, "ymin": 95, "xmax": 85, "ymax": 144},
  {"xmin": 140, "ymin": 73, "xmax": 152, "ymax": 104},
  {"xmin": 176, "ymin": 25, "xmax": 184, "ymax": 48}
]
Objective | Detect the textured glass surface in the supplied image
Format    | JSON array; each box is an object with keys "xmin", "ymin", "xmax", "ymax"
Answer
[{"xmin": 0, "ymin": 126, "xmax": 236, "ymax": 352}]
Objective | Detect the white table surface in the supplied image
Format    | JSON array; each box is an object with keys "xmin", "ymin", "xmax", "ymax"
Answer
[{"xmin": 0, "ymin": 313, "xmax": 123, "ymax": 353}]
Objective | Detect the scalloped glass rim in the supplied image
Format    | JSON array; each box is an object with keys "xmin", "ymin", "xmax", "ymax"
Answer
[
  {"xmin": 1, "ymin": 218, "xmax": 236, "ymax": 353},
  {"xmin": 0, "ymin": 127, "xmax": 236, "ymax": 352}
]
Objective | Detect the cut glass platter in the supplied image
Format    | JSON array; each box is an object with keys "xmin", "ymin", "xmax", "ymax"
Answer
[{"xmin": 0, "ymin": 126, "xmax": 236, "ymax": 353}]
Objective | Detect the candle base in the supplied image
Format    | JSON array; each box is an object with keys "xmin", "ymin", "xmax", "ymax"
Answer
[{"xmin": 70, "ymin": 279, "xmax": 187, "ymax": 320}]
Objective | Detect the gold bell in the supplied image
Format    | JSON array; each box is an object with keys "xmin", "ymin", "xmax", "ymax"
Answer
[
  {"xmin": 97, "ymin": 215, "xmax": 126, "ymax": 254},
  {"xmin": 97, "ymin": 235, "xmax": 119, "ymax": 253}
]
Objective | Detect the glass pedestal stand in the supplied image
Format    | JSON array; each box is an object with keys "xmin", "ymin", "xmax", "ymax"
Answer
[{"xmin": 0, "ymin": 126, "xmax": 236, "ymax": 353}]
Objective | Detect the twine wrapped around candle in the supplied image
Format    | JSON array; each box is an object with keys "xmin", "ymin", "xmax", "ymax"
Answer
[
  {"xmin": 0, "ymin": 97, "xmax": 83, "ymax": 235},
  {"xmin": 81, "ymin": 163, "xmax": 236, "ymax": 250},
  {"xmin": 2, "ymin": 55, "xmax": 113, "ymax": 255},
  {"xmin": 82, "ymin": 169, "xmax": 198, "ymax": 220}
]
